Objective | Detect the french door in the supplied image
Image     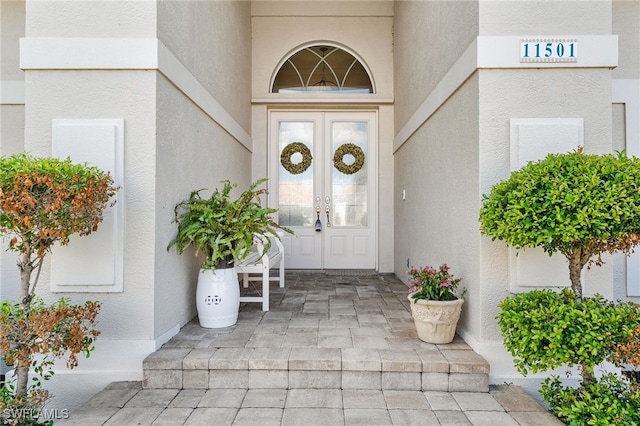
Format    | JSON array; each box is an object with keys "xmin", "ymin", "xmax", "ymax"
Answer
[{"xmin": 270, "ymin": 111, "xmax": 377, "ymax": 270}]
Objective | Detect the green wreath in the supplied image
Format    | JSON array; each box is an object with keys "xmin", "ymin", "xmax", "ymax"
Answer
[
  {"xmin": 280, "ymin": 142, "xmax": 312, "ymax": 175},
  {"xmin": 333, "ymin": 143, "xmax": 365, "ymax": 175}
]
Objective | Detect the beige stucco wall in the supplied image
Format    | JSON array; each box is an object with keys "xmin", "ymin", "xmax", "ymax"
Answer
[
  {"xmin": 393, "ymin": 0, "xmax": 481, "ymax": 338},
  {"xmin": 476, "ymin": 1, "xmax": 616, "ymax": 381},
  {"xmin": 155, "ymin": 0, "xmax": 253, "ymax": 335},
  {"xmin": 612, "ymin": 0, "xmax": 640, "ymax": 303},
  {"xmin": 158, "ymin": 0, "xmax": 252, "ymax": 131},
  {"xmin": 251, "ymin": 1, "xmax": 395, "ymax": 272},
  {"xmin": 478, "ymin": 0, "xmax": 612, "ymax": 35},
  {"xmin": 394, "ymin": 0, "xmax": 618, "ymax": 387},
  {"xmin": 25, "ymin": 0, "xmax": 156, "ymax": 37},
  {"xmin": 393, "ymin": 0, "xmax": 479, "ymax": 130},
  {"xmin": 15, "ymin": 0, "xmax": 253, "ymax": 410},
  {"xmin": 0, "ymin": 1, "xmax": 25, "ymax": 308},
  {"xmin": 612, "ymin": 0, "xmax": 640, "ymax": 79},
  {"xmin": 24, "ymin": 69, "xmax": 157, "ymax": 338},
  {"xmin": 394, "ymin": 75, "xmax": 481, "ymax": 336},
  {"xmin": 0, "ymin": 0, "xmax": 25, "ymax": 156},
  {"xmin": 478, "ymin": 68, "xmax": 614, "ymax": 337}
]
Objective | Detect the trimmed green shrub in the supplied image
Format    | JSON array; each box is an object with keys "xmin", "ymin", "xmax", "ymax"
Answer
[
  {"xmin": 497, "ymin": 289, "xmax": 640, "ymax": 377},
  {"xmin": 0, "ymin": 153, "xmax": 116, "ymax": 411},
  {"xmin": 541, "ymin": 374, "xmax": 640, "ymax": 425},
  {"xmin": 480, "ymin": 148, "xmax": 640, "ymax": 298},
  {"xmin": 481, "ymin": 149, "xmax": 640, "ymax": 423}
]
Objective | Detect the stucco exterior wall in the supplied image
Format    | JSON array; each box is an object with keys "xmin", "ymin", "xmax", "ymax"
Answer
[
  {"xmin": 393, "ymin": 1, "xmax": 478, "ymax": 131},
  {"xmin": 394, "ymin": 76, "xmax": 481, "ymax": 337},
  {"xmin": 393, "ymin": 0, "xmax": 481, "ymax": 335},
  {"xmin": 23, "ymin": 69, "xmax": 157, "ymax": 338},
  {"xmin": 155, "ymin": 0, "xmax": 252, "ymax": 338},
  {"xmin": 612, "ymin": 0, "xmax": 640, "ymax": 303},
  {"xmin": 394, "ymin": 0, "xmax": 619, "ymax": 390},
  {"xmin": 474, "ymin": 1, "xmax": 616, "ymax": 384},
  {"xmin": 24, "ymin": 0, "xmax": 156, "ymax": 37},
  {"xmin": 478, "ymin": 67, "xmax": 614, "ymax": 330},
  {"xmin": 158, "ymin": 1, "xmax": 252, "ymax": 131},
  {"xmin": 478, "ymin": 0, "xmax": 612, "ymax": 35},
  {"xmin": 155, "ymin": 75, "xmax": 252, "ymax": 336},
  {"xmin": 0, "ymin": 1, "xmax": 25, "ymax": 307},
  {"xmin": 0, "ymin": 0, "xmax": 25, "ymax": 155},
  {"xmin": 612, "ymin": 0, "xmax": 640, "ymax": 79}
]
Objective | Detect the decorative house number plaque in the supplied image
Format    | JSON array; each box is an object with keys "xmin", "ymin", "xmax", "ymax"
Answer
[{"xmin": 520, "ymin": 38, "xmax": 578, "ymax": 63}]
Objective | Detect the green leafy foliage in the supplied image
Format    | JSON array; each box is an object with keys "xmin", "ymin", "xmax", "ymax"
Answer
[
  {"xmin": 497, "ymin": 289, "xmax": 640, "ymax": 376},
  {"xmin": 480, "ymin": 149, "xmax": 640, "ymax": 298},
  {"xmin": 407, "ymin": 264, "xmax": 463, "ymax": 301},
  {"xmin": 541, "ymin": 374, "xmax": 640, "ymax": 425},
  {"xmin": 483, "ymin": 149, "xmax": 640, "ymax": 422},
  {"xmin": 168, "ymin": 179, "xmax": 292, "ymax": 270},
  {"xmin": 479, "ymin": 149, "xmax": 640, "ymax": 259},
  {"xmin": 0, "ymin": 297, "xmax": 100, "ymax": 373},
  {"xmin": 0, "ymin": 153, "xmax": 118, "ymax": 258},
  {"xmin": 0, "ymin": 153, "xmax": 114, "ymax": 408},
  {"xmin": 0, "ymin": 380, "xmax": 52, "ymax": 426}
]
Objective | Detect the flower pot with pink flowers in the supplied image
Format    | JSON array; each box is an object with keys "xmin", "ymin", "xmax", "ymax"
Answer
[{"xmin": 407, "ymin": 263, "xmax": 465, "ymax": 344}]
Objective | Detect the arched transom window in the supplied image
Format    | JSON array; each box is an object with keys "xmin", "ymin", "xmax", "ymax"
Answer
[{"xmin": 272, "ymin": 45, "xmax": 373, "ymax": 94}]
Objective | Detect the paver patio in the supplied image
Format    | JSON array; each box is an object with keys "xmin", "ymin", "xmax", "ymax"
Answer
[{"xmin": 58, "ymin": 271, "xmax": 562, "ymax": 425}]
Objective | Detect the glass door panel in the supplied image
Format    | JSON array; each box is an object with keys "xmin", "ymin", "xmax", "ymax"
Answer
[
  {"xmin": 278, "ymin": 121, "xmax": 314, "ymax": 227},
  {"xmin": 330, "ymin": 122, "xmax": 368, "ymax": 227}
]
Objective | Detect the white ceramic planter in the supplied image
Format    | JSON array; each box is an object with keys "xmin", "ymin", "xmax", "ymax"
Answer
[
  {"xmin": 407, "ymin": 294, "xmax": 464, "ymax": 344},
  {"xmin": 196, "ymin": 267, "xmax": 240, "ymax": 328}
]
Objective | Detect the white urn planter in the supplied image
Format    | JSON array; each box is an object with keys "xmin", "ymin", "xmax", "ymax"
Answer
[
  {"xmin": 196, "ymin": 267, "xmax": 240, "ymax": 328},
  {"xmin": 407, "ymin": 295, "xmax": 464, "ymax": 344}
]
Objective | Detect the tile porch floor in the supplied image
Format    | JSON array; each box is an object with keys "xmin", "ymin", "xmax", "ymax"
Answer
[{"xmin": 57, "ymin": 271, "xmax": 562, "ymax": 425}]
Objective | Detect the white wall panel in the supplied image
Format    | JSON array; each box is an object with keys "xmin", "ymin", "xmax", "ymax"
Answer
[
  {"xmin": 508, "ymin": 118, "xmax": 584, "ymax": 291},
  {"xmin": 50, "ymin": 119, "xmax": 124, "ymax": 292}
]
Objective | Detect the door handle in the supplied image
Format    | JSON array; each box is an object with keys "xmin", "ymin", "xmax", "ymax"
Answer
[
  {"xmin": 315, "ymin": 203, "xmax": 322, "ymax": 232},
  {"xmin": 326, "ymin": 205, "xmax": 331, "ymax": 227}
]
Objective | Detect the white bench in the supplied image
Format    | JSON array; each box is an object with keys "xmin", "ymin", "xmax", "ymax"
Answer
[{"xmin": 236, "ymin": 231, "xmax": 284, "ymax": 311}]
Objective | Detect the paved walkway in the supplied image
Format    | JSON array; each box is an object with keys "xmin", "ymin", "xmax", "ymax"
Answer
[
  {"xmin": 57, "ymin": 271, "xmax": 562, "ymax": 425},
  {"xmin": 58, "ymin": 381, "xmax": 561, "ymax": 425}
]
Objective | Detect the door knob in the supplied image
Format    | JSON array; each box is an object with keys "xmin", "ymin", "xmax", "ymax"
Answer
[{"xmin": 315, "ymin": 204, "xmax": 322, "ymax": 232}]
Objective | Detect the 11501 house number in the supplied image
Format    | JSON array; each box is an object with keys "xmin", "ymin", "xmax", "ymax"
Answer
[{"xmin": 521, "ymin": 38, "xmax": 577, "ymax": 63}]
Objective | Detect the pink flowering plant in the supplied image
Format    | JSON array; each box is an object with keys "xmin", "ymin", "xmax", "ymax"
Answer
[{"xmin": 407, "ymin": 263, "xmax": 463, "ymax": 302}]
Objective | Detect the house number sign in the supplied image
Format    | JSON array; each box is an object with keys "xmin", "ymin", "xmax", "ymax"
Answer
[{"xmin": 520, "ymin": 38, "xmax": 577, "ymax": 63}]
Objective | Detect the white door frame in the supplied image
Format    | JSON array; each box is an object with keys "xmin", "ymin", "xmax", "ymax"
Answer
[{"xmin": 268, "ymin": 109, "xmax": 378, "ymax": 270}]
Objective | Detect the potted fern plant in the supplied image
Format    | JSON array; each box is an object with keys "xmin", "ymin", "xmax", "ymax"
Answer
[{"xmin": 168, "ymin": 178, "xmax": 291, "ymax": 328}]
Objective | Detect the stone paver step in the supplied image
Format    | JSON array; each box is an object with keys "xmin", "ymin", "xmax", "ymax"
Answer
[
  {"xmin": 143, "ymin": 344, "xmax": 490, "ymax": 392},
  {"xmin": 142, "ymin": 273, "xmax": 490, "ymax": 393}
]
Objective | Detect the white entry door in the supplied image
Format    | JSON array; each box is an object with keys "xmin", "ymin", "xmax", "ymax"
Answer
[{"xmin": 270, "ymin": 111, "xmax": 377, "ymax": 270}]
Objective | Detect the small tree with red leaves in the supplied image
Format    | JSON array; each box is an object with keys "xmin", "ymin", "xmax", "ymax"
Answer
[{"xmin": 0, "ymin": 153, "xmax": 117, "ymax": 420}]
